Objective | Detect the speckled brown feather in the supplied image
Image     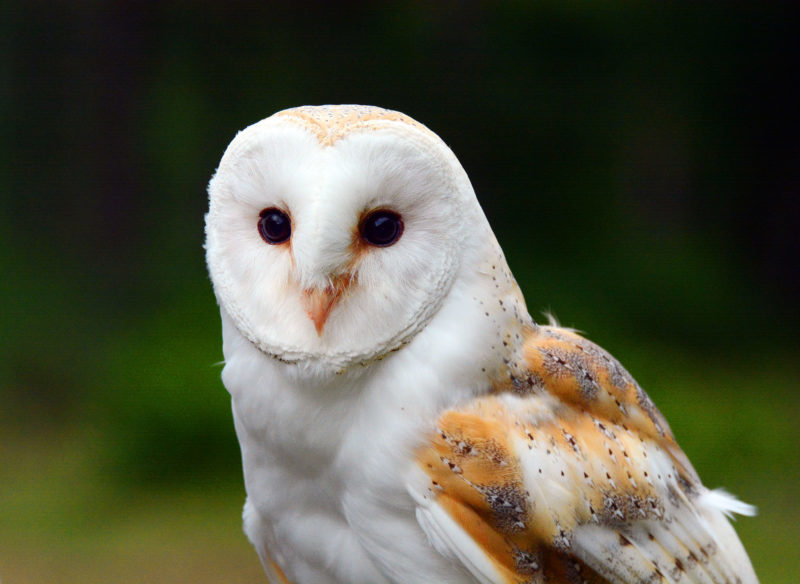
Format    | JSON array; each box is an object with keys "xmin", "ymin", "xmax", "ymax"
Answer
[
  {"xmin": 416, "ymin": 325, "xmax": 717, "ymax": 583},
  {"xmin": 508, "ymin": 326, "xmax": 698, "ymax": 483}
]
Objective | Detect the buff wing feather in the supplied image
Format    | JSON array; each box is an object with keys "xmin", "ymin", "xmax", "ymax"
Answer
[{"xmin": 411, "ymin": 325, "xmax": 757, "ymax": 584}]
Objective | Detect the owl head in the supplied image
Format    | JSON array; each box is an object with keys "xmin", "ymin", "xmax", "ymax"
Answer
[{"xmin": 206, "ymin": 105, "xmax": 497, "ymax": 372}]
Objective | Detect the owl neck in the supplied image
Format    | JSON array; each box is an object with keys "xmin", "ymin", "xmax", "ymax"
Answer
[{"xmin": 411, "ymin": 229, "xmax": 535, "ymax": 395}]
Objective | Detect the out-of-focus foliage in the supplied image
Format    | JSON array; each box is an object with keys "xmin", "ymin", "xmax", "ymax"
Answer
[{"xmin": 1, "ymin": 3, "xmax": 797, "ymax": 582}]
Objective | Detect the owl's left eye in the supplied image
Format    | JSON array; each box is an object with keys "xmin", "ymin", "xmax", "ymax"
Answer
[
  {"xmin": 360, "ymin": 210, "xmax": 403, "ymax": 247},
  {"xmin": 258, "ymin": 208, "xmax": 291, "ymax": 244}
]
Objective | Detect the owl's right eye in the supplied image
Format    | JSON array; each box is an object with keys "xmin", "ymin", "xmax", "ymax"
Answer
[{"xmin": 257, "ymin": 208, "xmax": 291, "ymax": 244}]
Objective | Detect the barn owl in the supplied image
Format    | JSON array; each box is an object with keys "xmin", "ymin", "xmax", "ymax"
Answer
[{"xmin": 205, "ymin": 105, "xmax": 758, "ymax": 584}]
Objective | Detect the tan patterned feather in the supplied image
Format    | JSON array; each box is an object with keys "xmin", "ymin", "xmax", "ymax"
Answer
[{"xmin": 414, "ymin": 325, "xmax": 756, "ymax": 583}]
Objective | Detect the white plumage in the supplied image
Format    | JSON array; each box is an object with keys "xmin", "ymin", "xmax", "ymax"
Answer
[{"xmin": 206, "ymin": 105, "xmax": 758, "ymax": 583}]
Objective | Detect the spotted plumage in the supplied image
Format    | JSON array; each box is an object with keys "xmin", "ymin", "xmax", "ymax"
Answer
[
  {"xmin": 415, "ymin": 325, "xmax": 740, "ymax": 583},
  {"xmin": 206, "ymin": 105, "xmax": 758, "ymax": 583}
]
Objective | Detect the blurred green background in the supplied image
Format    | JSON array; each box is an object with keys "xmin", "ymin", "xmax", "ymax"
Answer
[{"xmin": 2, "ymin": 3, "xmax": 798, "ymax": 582}]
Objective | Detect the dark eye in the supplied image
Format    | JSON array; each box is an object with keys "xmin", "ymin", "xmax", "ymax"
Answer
[
  {"xmin": 361, "ymin": 210, "xmax": 403, "ymax": 247},
  {"xmin": 257, "ymin": 208, "xmax": 291, "ymax": 244}
]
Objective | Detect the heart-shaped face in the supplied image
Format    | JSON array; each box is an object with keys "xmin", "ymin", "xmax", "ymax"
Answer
[{"xmin": 206, "ymin": 105, "xmax": 486, "ymax": 371}]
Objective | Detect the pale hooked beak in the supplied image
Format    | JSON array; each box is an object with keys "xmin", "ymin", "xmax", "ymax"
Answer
[{"xmin": 301, "ymin": 274, "xmax": 352, "ymax": 336}]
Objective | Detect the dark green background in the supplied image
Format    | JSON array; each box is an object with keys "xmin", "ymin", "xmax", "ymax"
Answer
[{"xmin": 2, "ymin": 3, "xmax": 798, "ymax": 582}]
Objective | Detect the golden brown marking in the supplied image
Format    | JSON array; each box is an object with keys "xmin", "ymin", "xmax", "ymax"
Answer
[
  {"xmin": 416, "ymin": 382, "xmax": 704, "ymax": 583},
  {"xmin": 419, "ymin": 409, "xmax": 532, "ymax": 582},
  {"xmin": 268, "ymin": 560, "xmax": 292, "ymax": 584},
  {"xmin": 348, "ymin": 220, "xmax": 369, "ymax": 267},
  {"xmin": 275, "ymin": 105, "xmax": 438, "ymax": 147},
  {"xmin": 490, "ymin": 325, "xmax": 699, "ymax": 483},
  {"xmin": 263, "ymin": 551, "xmax": 293, "ymax": 584},
  {"xmin": 419, "ymin": 402, "xmax": 628, "ymax": 582}
]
